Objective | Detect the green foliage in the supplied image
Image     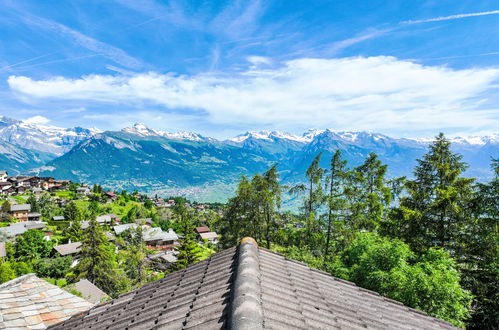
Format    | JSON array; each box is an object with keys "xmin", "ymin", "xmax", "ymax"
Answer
[
  {"xmin": 63, "ymin": 202, "xmax": 81, "ymax": 222},
  {"xmin": 34, "ymin": 256, "xmax": 72, "ymax": 278},
  {"xmin": 73, "ymin": 218, "xmax": 129, "ymax": 297},
  {"xmin": 386, "ymin": 133, "xmax": 475, "ymax": 254},
  {"xmin": 14, "ymin": 230, "xmax": 52, "ymax": 262},
  {"xmin": 336, "ymin": 232, "xmax": 472, "ymax": 327},
  {"xmin": 221, "ymin": 165, "xmax": 282, "ymax": 248},
  {"xmin": 0, "ymin": 261, "xmax": 16, "ymax": 283},
  {"xmin": 174, "ymin": 208, "xmax": 202, "ymax": 270}
]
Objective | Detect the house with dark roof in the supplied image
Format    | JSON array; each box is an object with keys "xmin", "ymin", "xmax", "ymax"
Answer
[
  {"xmin": 72, "ymin": 279, "xmax": 109, "ymax": 304},
  {"xmin": 195, "ymin": 226, "xmax": 210, "ymax": 234},
  {"xmin": 10, "ymin": 203, "xmax": 31, "ymax": 221},
  {"xmin": 53, "ymin": 242, "xmax": 82, "ymax": 257},
  {"xmin": 0, "ymin": 274, "xmax": 93, "ymax": 329},
  {"xmin": 48, "ymin": 238, "xmax": 459, "ymax": 330}
]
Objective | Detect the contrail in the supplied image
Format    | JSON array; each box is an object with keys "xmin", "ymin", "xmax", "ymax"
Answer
[{"xmin": 403, "ymin": 9, "xmax": 499, "ymax": 24}]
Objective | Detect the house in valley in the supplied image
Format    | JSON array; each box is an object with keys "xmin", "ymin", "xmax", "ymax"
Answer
[{"xmin": 10, "ymin": 204, "xmax": 31, "ymax": 221}]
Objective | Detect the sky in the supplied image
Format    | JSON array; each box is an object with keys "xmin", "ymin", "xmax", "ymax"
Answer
[{"xmin": 1, "ymin": 0, "xmax": 499, "ymax": 139}]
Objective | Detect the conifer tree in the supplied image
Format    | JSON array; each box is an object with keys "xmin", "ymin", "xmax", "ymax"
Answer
[
  {"xmin": 390, "ymin": 133, "xmax": 475, "ymax": 254},
  {"xmin": 74, "ymin": 217, "xmax": 126, "ymax": 297},
  {"xmin": 324, "ymin": 150, "xmax": 348, "ymax": 260},
  {"xmin": 304, "ymin": 153, "xmax": 325, "ymax": 245},
  {"xmin": 349, "ymin": 152, "xmax": 391, "ymax": 231},
  {"xmin": 64, "ymin": 201, "xmax": 81, "ymax": 222},
  {"xmin": 463, "ymin": 159, "xmax": 499, "ymax": 329}
]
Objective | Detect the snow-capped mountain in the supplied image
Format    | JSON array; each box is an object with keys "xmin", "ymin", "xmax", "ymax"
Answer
[
  {"xmin": 228, "ymin": 130, "xmax": 310, "ymax": 143},
  {"xmin": 0, "ymin": 119, "xmax": 99, "ymax": 155},
  {"xmin": 0, "ymin": 117, "xmax": 496, "ymax": 201},
  {"xmin": 122, "ymin": 123, "xmax": 215, "ymax": 142}
]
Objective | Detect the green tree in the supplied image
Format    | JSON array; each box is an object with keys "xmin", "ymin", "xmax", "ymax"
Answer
[
  {"xmin": 14, "ymin": 230, "xmax": 52, "ymax": 262},
  {"xmin": 63, "ymin": 202, "xmax": 81, "ymax": 222},
  {"xmin": 27, "ymin": 194, "xmax": 40, "ymax": 213},
  {"xmin": 73, "ymin": 218, "xmax": 127, "ymax": 297},
  {"xmin": 349, "ymin": 152, "xmax": 391, "ymax": 231},
  {"xmin": 65, "ymin": 218, "xmax": 83, "ymax": 242},
  {"xmin": 324, "ymin": 150, "xmax": 349, "ymax": 260},
  {"xmin": 336, "ymin": 232, "xmax": 472, "ymax": 327},
  {"xmin": 0, "ymin": 261, "xmax": 16, "ymax": 283},
  {"xmin": 462, "ymin": 159, "xmax": 499, "ymax": 329},
  {"xmin": 388, "ymin": 133, "xmax": 475, "ymax": 254},
  {"xmin": 174, "ymin": 208, "xmax": 201, "ymax": 269},
  {"xmin": 121, "ymin": 225, "xmax": 147, "ymax": 285},
  {"xmin": 303, "ymin": 153, "xmax": 325, "ymax": 246},
  {"xmin": 34, "ymin": 256, "xmax": 72, "ymax": 278},
  {"xmin": 1, "ymin": 200, "xmax": 10, "ymax": 213}
]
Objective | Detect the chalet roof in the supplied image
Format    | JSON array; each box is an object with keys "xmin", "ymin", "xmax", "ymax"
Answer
[
  {"xmin": 49, "ymin": 238, "xmax": 458, "ymax": 330},
  {"xmin": 52, "ymin": 216, "xmax": 65, "ymax": 221},
  {"xmin": 10, "ymin": 203, "xmax": 31, "ymax": 212},
  {"xmin": 0, "ymin": 242, "xmax": 5, "ymax": 258},
  {"xmin": 72, "ymin": 279, "xmax": 109, "ymax": 304},
  {"xmin": 0, "ymin": 274, "xmax": 93, "ymax": 329},
  {"xmin": 199, "ymin": 231, "xmax": 219, "ymax": 240},
  {"xmin": 195, "ymin": 226, "xmax": 210, "ymax": 233},
  {"xmin": 53, "ymin": 242, "xmax": 82, "ymax": 256},
  {"xmin": 0, "ymin": 221, "xmax": 46, "ymax": 237}
]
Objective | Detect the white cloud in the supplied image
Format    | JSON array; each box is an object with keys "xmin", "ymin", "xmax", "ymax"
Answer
[
  {"xmin": 403, "ymin": 10, "xmax": 499, "ymax": 24},
  {"xmin": 23, "ymin": 115, "xmax": 50, "ymax": 125},
  {"xmin": 7, "ymin": 56, "xmax": 499, "ymax": 134}
]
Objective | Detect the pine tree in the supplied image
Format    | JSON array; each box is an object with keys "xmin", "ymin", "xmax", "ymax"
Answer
[
  {"xmin": 74, "ymin": 217, "xmax": 127, "ymax": 297},
  {"xmin": 391, "ymin": 133, "xmax": 475, "ymax": 254},
  {"xmin": 350, "ymin": 152, "xmax": 391, "ymax": 231},
  {"xmin": 122, "ymin": 224, "xmax": 146, "ymax": 285},
  {"xmin": 64, "ymin": 202, "xmax": 81, "ymax": 222},
  {"xmin": 304, "ymin": 153, "xmax": 325, "ymax": 245},
  {"xmin": 324, "ymin": 150, "xmax": 348, "ymax": 260},
  {"xmin": 27, "ymin": 194, "xmax": 40, "ymax": 213},
  {"xmin": 463, "ymin": 159, "xmax": 499, "ymax": 329},
  {"xmin": 175, "ymin": 214, "xmax": 201, "ymax": 270}
]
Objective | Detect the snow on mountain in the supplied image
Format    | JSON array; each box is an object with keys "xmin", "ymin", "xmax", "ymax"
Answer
[
  {"xmin": 229, "ymin": 130, "xmax": 309, "ymax": 143},
  {"xmin": 122, "ymin": 123, "xmax": 214, "ymax": 142},
  {"xmin": 0, "ymin": 119, "xmax": 99, "ymax": 155},
  {"xmin": 122, "ymin": 123, "xmax": 160, "ymax": 137}
]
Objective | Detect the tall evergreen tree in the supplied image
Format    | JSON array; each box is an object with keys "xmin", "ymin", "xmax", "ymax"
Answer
[
  {"xmin": 389, "ymin": 133, "xmax": 475, "ymax": 254},
  {"xmin": 463, "ymin": 159, "xmax": 499, "ymax": 329},
  {"xmin": 324, "ymin": 150, "xmax": 348, "ymax": 260},
  {"xmin": 175, "ymin": 209, "xmax": 201, "ymax": 269},
  {"xmin": 63, "ymin": 201, "xmax": 81, "ymax": 222},
  {"xmin": 304, "ymin": 153, "xmax": 325, "ymax": 245},
  {"xmin": 74, "ymin": 217, "xmax": 127, "ymax": 297},
  {"xmin": 122, "ymin": 224, "xmax": 147, "ymax": 285},
  {"xmin": 349, "ymin": 152, "xmax": 391, "ymax": 231}
]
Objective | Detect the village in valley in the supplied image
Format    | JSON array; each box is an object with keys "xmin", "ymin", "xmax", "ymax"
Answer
[{"xmin": 0, "ymin": 170, "xmax": 221, "ymax": 317}]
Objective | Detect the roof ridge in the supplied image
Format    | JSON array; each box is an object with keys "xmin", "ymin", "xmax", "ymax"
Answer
[
  {"xmin": 230, "ymin": 237, "xmax": 264, "ymax": 330},
  {"xmin": 0, "ymin": 273, "xmax": 37, "ymax": 289}
]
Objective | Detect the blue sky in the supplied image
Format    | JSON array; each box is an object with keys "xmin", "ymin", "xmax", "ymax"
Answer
[{"xmin": 1, "ymin": 0, "xmax": 499, "ymax": 138}]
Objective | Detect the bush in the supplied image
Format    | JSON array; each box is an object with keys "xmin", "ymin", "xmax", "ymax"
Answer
[{"xmin": 34, "ymin": 256, "xmax": 73, "ymax": 279}]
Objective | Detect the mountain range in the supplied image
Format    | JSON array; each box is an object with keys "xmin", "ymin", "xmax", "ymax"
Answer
[{"xmin": 0, "ymin": 117, "xmax": 497, "ymax": 202}]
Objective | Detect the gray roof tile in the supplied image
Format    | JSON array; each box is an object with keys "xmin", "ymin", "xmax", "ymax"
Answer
[{"xmin": 49, "ymin": 240, "xmax": 459, "ymax": 330}]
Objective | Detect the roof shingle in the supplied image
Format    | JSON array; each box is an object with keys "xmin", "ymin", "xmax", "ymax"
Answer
[{"xmin": 49, "ymin": 239, "xmax": 459, "ymax": 330}]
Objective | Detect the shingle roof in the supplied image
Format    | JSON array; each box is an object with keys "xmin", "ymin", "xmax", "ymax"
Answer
[
  {"xmin": 200, "ymin": 232, "xmax": 218, "ymax": 240},
  {"xmin": 0, "ymin": 274, "xmax": 93, "ymax": 329},
  {"xmin": 72, "ymin": 279, "xmax": 109, "ymax": 304},
  {"xmin": 195, "ymin": 226, "xmax": 210, "ymax": 233},
  {"xmin": 10, "ymin": 203, "xmax": 31, "ymax": 212},
  {"xmin": 49, "ymin": 239, "xmax": 459, "ymax": 330},
  {"xmin": 53, "ymin": 242, "xmax": 82, "ymax": 256}
]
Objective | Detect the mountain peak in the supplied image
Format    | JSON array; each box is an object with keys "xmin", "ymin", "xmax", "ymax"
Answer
[{"xmin": 122, "ymin": 123, "xmax": 160, "ymax": 137}]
